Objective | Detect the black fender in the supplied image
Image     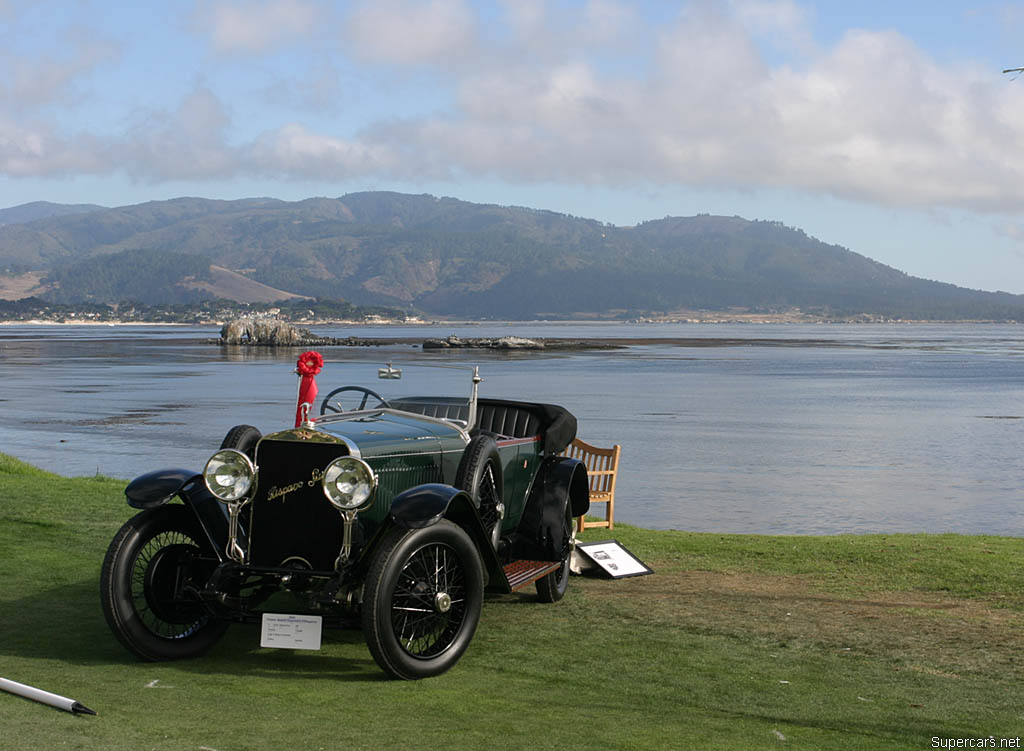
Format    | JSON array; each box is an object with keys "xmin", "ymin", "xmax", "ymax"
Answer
[
  {"xmin": 389, "ymin": 484, "xmax": 507, "ymax": 592},
  {"xmin": 124, "ymin": 468, "xmax": 231, "ymax": 562},
  {"xmin": 512, "ymin": 456, "xmax": 589, "ymax": 562},
  {"xmin": 125, "ymin": 468, "xmax": 196, "ymax": 508}
]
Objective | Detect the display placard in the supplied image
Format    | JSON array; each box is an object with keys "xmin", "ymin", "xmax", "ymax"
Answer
[
  {"xmin": 574, "ymin": 540, "xmax": 653, "ymax": 579},
  {"xmin": 260, "ymin": 613, "xmax": 323, "ymax": 650}
]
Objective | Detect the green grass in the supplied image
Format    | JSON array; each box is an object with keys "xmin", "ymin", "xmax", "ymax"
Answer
[{"xmin": 2, "ymin": 453, "xmax": 1023, "ymax": 750}]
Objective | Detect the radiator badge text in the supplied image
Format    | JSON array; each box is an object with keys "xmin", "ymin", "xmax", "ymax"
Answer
[
  {"xmin": 267, "ymin": 469, "xmax": 326, "ymax": 503},
  {"xmin": 267, "ymin": 482, "xmax": 303, "ymax": 502}
]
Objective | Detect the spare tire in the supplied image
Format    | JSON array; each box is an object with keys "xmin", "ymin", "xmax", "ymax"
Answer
[
  {"xmin": 219, "ymin": 424, "xmax": 261, "ymax": 460},
  {"xmin": 454, "ymin": 435, "xmax": 504, "ymax": 549}
]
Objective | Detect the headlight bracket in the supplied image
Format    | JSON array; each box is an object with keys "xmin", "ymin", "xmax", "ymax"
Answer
[{"xmin": 203, "ymin": 449, "xmax": 256, "ymax": 563}]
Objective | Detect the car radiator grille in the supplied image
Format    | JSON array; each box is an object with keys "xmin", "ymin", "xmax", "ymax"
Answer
[
  {"xmin": 248, "ymin": 440, "xmax": 449, "ymax": 570},
  {"xmin": 248, "ymin": 439, "xmax": 348, "ymax": 570}
]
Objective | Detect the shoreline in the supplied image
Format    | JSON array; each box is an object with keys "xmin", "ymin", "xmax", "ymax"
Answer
[
  {"xmin": 2, "ymin": 450, "xmax": 1021, "ymax": 538},
  {"xmin": 0, "ymin": 319, "xmax": 194, "ymax": 326},
  {"xmin": 2, "ymin": 318, "xmax": 1022, "ymax": 327}
]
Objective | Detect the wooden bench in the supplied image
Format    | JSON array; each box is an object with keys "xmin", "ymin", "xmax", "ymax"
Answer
[{"xmin": 561, "ymin": 438, "xmax": 621, "ymax": 533}]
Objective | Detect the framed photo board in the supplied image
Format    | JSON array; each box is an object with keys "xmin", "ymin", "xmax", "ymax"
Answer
[{"xmin": 574, "ymin": 540, "xmax": 653, "ymax": 579}]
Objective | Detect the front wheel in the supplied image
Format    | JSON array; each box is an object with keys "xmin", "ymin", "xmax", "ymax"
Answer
[
  {"xmin": 100, "ymin": 505, "xmax": 227, "ymax": 661},
  {"xmin": 361, "ymin": 521, "xmax": 484, "ymax": 680}
]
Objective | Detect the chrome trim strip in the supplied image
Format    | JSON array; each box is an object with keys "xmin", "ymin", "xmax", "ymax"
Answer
[
  {"xmin": 367, "ymin": 448, "xmax": 466, "ymax": 461},
  {"xmin": 336, "ymin": 434, "xmax": 361, "ymax": 459},
  {"xmin": 259, "ymin": 429, "xmax": 360, "ymax": 457}
]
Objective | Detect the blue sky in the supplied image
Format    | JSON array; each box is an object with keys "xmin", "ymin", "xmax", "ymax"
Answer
[{"xmin": 4, "ymin": 1, "xmax": 1024, "ymax": 293}]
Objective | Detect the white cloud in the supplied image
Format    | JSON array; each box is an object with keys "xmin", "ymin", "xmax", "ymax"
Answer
[
  {"xmin": 499, "ymin": 0, "xmax": 547, "ymax": 39},
  {"xmin": 120, "ymin": 88, "xmax": 237, "ymax": 180},
  {"xmin": 731, "ymin": 0, "xmax": 816, "ymax": 55},
  {"xmin": 250, "ymin": 122, "xmax": 400, "ymax": 178},
  {"xmin": 0, "ymin": 117, "xmax": 105, "ymax": 176},
  {"xmin": 344, "ymin": 0, "xmax": 477, "ymax": 64},
  {"xmin": 581, "ymin": 0, "xmax": 641, "ymax": 46},
  {"xmin": 4, "ymin": 0, "xmax": 1024, "ymax": 218},
  {"xmin": 196, "ymin": 0, "xmax": 321, "ymax": 54},
  {"xmin": 1, "ymin": 33, "xmax": 119, "ymax": 107},
  {"xmin": 328, "ymin": 3, "xmax": 1024, "ymax": 213},
  {"xmin": 493, "ymin": 0, "xmax": 640, "ymax": 63}
]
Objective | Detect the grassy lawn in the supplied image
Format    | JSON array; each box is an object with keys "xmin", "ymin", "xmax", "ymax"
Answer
[{"xmin": 1, "ymin": 452, "xmax": 1022, "ymax": 750}]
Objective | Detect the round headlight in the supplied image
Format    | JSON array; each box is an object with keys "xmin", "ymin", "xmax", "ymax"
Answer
[
  {"xmin": 322, "ymin": 456, "xmax": 376, "ymax": 511},
  {"xmin": 203, "ymin": 449, "xmax": 255, "ymax": 502}
]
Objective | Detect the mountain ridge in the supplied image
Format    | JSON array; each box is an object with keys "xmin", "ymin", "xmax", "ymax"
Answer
[
  {"xmin": 0, "ymin": 201, "xmax": 107, "ymax": 228},
  {"xmin": 0, "ymin": 192, "xmax": 1020, "ymax": 320}
]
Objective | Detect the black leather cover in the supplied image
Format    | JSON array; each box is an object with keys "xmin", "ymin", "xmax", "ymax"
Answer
[{"xmin": 390, "ymin": 397, "xmax": 576, "ymax": 455}]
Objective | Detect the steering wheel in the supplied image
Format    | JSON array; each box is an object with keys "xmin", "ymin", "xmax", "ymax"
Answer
[{"xmin": 319, "ymin": 386, "xmax": 390, "ymax": 415}]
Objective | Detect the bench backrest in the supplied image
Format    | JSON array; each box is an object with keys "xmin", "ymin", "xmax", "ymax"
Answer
[
  {"xmin": 562, "ymin": 438, "xmax": 620, "ymax": 496},
  {"xmin": 561, "ymin": 437, "xmax": 620, "ymax": 531}
]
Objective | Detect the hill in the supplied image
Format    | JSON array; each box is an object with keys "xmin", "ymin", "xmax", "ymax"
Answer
[
  {"xmin": 0, "ymin": 192, "xmax": 1021, "ymax": 319},
  {"xmin": 0, "ymin": 201, "xmax": 106, "ymax": 227}
]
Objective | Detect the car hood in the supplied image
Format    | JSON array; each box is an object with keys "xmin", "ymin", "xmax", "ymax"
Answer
[{"xmin": 308, "ymin": 410, "xmax": 468, "ymax": 458}]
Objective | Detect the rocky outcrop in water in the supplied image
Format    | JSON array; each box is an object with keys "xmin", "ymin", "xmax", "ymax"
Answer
[
  {"xmin": 422, "ymin": 335, "xmax": 545, "ymax": 350},
  {"xmin": 420, "ymin": 334, "xmax": 619, "ymax": 350},
  {"xmin": 217, "ymin": 318, "xmax": 621, "ymax": 350},
  {"xmin": 220, "ymin": 318, "xmax": 309, "ymax": 345},
  {"xmin": 218, "ymin": 317, "xmax": 384, "ymax": 346}
]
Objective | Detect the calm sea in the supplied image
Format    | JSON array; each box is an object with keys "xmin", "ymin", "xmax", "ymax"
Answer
[{"xmin": 2, "ymin": 321, "xmax": 1022, "ymax": 536}]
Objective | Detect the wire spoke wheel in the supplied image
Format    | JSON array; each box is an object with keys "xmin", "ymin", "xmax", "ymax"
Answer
[
  {"xmin": 363, "ymin": 521, "xmax": 484, "ymax": 680},
  {"xmin": 101, "ymin": 505, "xmax": 227, "ymax": 661},
  {"xmin": 391, "ymin": 542, "xmax": 467, "ymax": 658},
  {"xmin": 132, "ymin": 532, "xmax": 207, "ymax": 639}
]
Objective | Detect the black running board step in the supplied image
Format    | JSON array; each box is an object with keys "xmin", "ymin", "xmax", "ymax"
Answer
[{"xmin": 503, "ymin": 560, "xmax": 561, "ymax": 591}]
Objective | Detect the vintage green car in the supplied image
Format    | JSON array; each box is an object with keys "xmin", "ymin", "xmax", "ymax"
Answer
[{"xmin": 99, "ymin": 360, "xmax": 589, "ymax": 679}]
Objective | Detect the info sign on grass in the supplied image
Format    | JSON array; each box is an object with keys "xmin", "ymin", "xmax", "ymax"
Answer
[{"xmin": 260, "ymin": 613, "xmax": 323, "ymax": 650}]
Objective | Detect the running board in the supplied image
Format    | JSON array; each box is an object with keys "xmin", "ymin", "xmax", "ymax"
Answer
[{"xmin": 503, "ymin": 560, "xmax": 561, "ymax": 592}]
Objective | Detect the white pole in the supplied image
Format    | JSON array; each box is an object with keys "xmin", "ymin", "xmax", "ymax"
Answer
[{"xmin": 0, "ymin": 677, "xmax": 96, "ymax": 715}]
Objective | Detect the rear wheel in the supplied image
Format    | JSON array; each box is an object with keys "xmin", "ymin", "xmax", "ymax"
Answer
[
  {"xmin": 536, "ymin": 503, "xmax": 573, "ymax": 603},
  {"xmin": 100, "ymin": 505, "xmax": 226, "ymax": 661},
  {"xmin": 361, "ymin": 521, "xmax": 484, "ymax": 680}
]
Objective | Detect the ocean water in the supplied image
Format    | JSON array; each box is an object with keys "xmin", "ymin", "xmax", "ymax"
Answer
[{"xmin": 1, "ymin": 321, "xmax": 1022, "ymax": 536}]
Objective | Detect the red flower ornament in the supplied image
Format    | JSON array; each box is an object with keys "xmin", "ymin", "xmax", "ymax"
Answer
[
  {"xmin": 294, "ymin": 350, "xmax": 323, "ymax": 427},
  {"xmin": 296, "ymin": 350, "xmax": 323, "ymax": 376}
]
